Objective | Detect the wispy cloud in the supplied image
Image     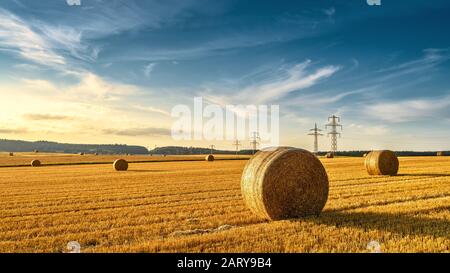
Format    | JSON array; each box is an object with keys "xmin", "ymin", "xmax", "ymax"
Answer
[
  {"xmin": 365, "ymin": 95, "xmax": 450, "ymax": 122},
  {"xmin": 348, "ymin": 123, "xmax": 390, "ymax": 136},
  {"xmin": 23, "ymin": 114, "xmax": 73, "ymax": 121},
  {"xmin": 102, "ymin": 127, "xmax": 171, "ymax": 137},
  {"xmin": 373, "ymin": 48, "xmax": 450, "ymax": 82},
  {"xmin": 324, "ymin": 7, "xmax": 336, "ymax": 22},
  {"xmin": 144, "ymin": 63, "xmax": 157, "ymax": 77},
  {"xmin": 0, "ymin": 127, "xmax": 28, "ymax": 134},
  {"xmin": 203, "ymin": 60, "xmax": 340, "ymax": 105},
  {"xmin": 0, "ymin": 8, "xmax": 66, "ymax": 67}
]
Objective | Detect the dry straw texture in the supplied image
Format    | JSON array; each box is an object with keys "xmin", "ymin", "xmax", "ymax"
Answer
[
  {"xmin": 113, "ymin": 159, "xmax": 128, "ymax": 171},
  {"xmin": 364, "ymin": 150, "xmax": 399, "ymax": 176},
  {"xmin": 241, "ymin": 147, "xmax": 329, "ymax": 220},
  {"xmin": 205, "ymin": 154, "xmax": 215, "ymax": 161},
  {"xmin": 31, "ymin": 160, "xmax": 41, "ymax": 167},
  {"xmin": 326, "ymin": 152, "xmax": 334, "ymax": 158}
]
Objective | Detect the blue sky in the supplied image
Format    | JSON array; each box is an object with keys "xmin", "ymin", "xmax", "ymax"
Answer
[{"xmin": 0, "ymin": 0, "xmax": 449, "ymax": 151}]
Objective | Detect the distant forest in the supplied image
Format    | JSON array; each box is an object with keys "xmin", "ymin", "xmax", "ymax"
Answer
[
  {"xmin": 0, "ymin": 139, "xmax": 148, "ymax": 154},
  {"xmin": 0, "ymin": 139, "xmax": 447, "ymax": 156}
]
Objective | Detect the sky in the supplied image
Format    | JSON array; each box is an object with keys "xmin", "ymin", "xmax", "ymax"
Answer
[{"xmin": 0, "ymin": 0, "xmax": 449, "ymax": 151}]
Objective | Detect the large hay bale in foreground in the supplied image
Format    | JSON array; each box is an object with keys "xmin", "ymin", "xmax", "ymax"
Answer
[
  {"xmin": 31, "ymin": 160, "xmax": 41, "ymax": 167},
  {"xmin": 241, "ymin": 147, "xmax": 329, "ymax": 220},
  {"xmin": 205, "ymin": 154, "xmax": 215, "ymax": 161},
  {"xmin": 113, "ymin": 159, "xmax": 128, "ymax": 171},
  {"xmin": 326, "ymin": 152, "xmax": 334, "ymax": 158},
  {"xmin": 364, "ymin": 150, "xmax": 399, "ymax": 176}
]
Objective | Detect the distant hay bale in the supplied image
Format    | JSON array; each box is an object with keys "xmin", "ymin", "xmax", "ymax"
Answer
[
  {"xmin": 205, "ymin": 154, "xmax": 215, "ymax": 161},
  {"xmin": 241, "ymin": 147, "xmax": 329, "ymax": 220},
  {"xmin": 94, "ymin": 152, "xmax": 99, "ymax": 156},
  {"xmin": 364, "ymin": 150, "xmax": 399, "ymax": 176},
  {"xmin": 79, "ymin": 152, "xmax": 84, "ymax": 156},
  {"xmin": 326, "ymin": 152, "xmax": 334, "ymax": 158},
  {"xmin": 113, "ymin": 159, "xmax": 128, "ymax": 171},
  {"xmin": 34, "ymin": 150, "xmax": 39, "ymax": 153},
  {"xmin": 9, "ymin": 152, "xmax": 13, "ymax": 156},
  {"xmin": 437, "ymin": 151, "xmax": 447, "ymax": 156},
  {"xmin": 31, "ymin": 160, "xmax": 41, "ymax": 167},
  {"xmin": 363, "ymin": 153, "xmax": 368, "ymax": 158}
]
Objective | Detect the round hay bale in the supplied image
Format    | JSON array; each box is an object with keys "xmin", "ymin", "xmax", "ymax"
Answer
[
  {"xmin": 241, "ymin": 147, "xmax": 329, "ymax": 220},
  {"xmin": 437, "ymin": 151, "xmax": 447, "ymax": 156},
  {"xmin": 34, "ymin": 150, "xmax": 39, "ymax": 153},
  {"xmin": 94, "ymin": 152, "xmax": 99, "ymax": 156},
  {"xmin": 31, "ymin": 160, "xmax": 41, "ymax": 167},
  {"xmin": 326, "ymin": 152, "xmax": 334, "ymax": 158},
  {"xmin": 79, "ymin": 152, "xmax": 84, "ymax": 156},
  {"xmin": 205, "ymin": 154, "xmax": 215, "ymax": 161},
  {"xmin": 113, "ymin": 159, "xmax": 128, "ymax": 171},
  {"xmin": 364, "ymin": 150, "xmax": 399, "ymax": 176},
  {"xmin": 9, "ymin": 152, "xmax": 14, "ymax": 156}
]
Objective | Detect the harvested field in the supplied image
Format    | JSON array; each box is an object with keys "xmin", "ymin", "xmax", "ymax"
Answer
[
  {"xmin": 0, "ymin": 152, "xmax": 250, "ymax": 167},
  {"xmin": 0, "ymin": 156, "xmax": 448, "ymax": 253}
]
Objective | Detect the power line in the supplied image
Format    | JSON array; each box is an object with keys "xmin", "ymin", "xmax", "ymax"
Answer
[
  {"xmin": 325, "ymin": 115, "xmax": 343, "ymax": 153},
  {"xmin": 232, "ymin": 139, "xmax": 241, "ymax": 155},
  {"xmin": 209, "ymin": 145, "xmax": 215, "ymax": 155},
  {"xmin": 308, "ymin": 123, "xmax": 323, "ymax": 154},
  {"xmin": 250, "ymin": 132, "xmax": 260, "ymax": 155}
]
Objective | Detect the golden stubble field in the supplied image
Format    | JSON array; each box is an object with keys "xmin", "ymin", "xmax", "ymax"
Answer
[{"xmin": 0, "ymin": 153, "xmax": 448, "ymax": 253}]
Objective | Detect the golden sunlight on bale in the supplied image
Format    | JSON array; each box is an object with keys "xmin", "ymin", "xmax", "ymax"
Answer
[
  {"xmin": 364, "ymin": 150, "xmax": 399, "ymax": 176},
  {"xmin": 113, "ymin": 159, "xmax": 128, "ymax": 171},
  {"xmin": 326, "ymin": 152, "xmax": 334, "ymax": 158},
  {"xmin": 363, "ymin": 153, "xmax": 368, "ymax": 158},
  {"xmin": 79, "ymin": 152, "xmax": 84, "ymax": 156},
  {"xmin": 241, "ymin": 147, "xmax": 329, "ymax": 220},
  {"xmin": 31, "ymin": 160, "xmax": 41, "ymax": 167},
  {"xmin": 205, "ymin": 154, "xmax": 215, "ymax": 161},
  {"xmin": 34, "ymin": 150, "xmax": 39, "ymax": 153},
  {"xmin": 437, "ymin": 152, "xmax": 447, "ymax": 156}
]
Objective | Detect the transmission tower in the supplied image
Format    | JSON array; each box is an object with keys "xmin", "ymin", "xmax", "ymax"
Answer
[
  {"xmin": 209, "ymin": 145, "xmax": 215, "ymax": 155},
  {"xmin": 325, "ymin": 115, "xmax": 343, "ymax": 153},
  {"xmin": 250, "ymin": 132, "xmax": 260, "ymax": 155},
  {"xmin": 232, "ymin": 139, "xmax": 241, "ymax": 155},
  {"xmin": 308, "ymin": 123, "xmax": 323, "ymax": 154}
]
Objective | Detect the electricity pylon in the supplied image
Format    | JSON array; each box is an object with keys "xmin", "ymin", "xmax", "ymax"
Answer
[
  {"xmin": 325, "ymin": 115, "xmax": 343, "ymax": 153},
  {"xmin": 250, "ymin": 132, "xmax": 260, "ymax": 155},
  {"xmin": 308, "ymin": 123, "xmax": 323, "ymax": 154},
  {"xmin": 232, "ymin": 139, "xmax": 241, "ymax": 155}
]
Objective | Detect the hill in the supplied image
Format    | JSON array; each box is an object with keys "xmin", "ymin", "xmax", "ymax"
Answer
[{"xmin": 0, "ymin": 139, "xmax": 148, "ymax": 154}]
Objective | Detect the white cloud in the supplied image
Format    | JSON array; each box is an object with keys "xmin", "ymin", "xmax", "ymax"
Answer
[
  {"xmin": 324, "ymin": 7, "xmax": 335, "ymax": 22},
  {"xmin": 144, "ymin": 63, "xmax": 157, "ymax": 77},
  {"xmin": 64, "ymin": 73, "xmax": 139, "ymax": 101},
  {"xmin": 348, "ymin": 123, "xmax": 390, "ymax": 136},
  {"xmin": 203, "ymin": 60, "xmax": 340, "ymax": 105},
  {"xmin": 0, "ymin": 8, "xmax": 65, "ymax": 67},
  {"xmin": 365, "ymin": 95, "xmax": 450, "ymax": 122}
]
